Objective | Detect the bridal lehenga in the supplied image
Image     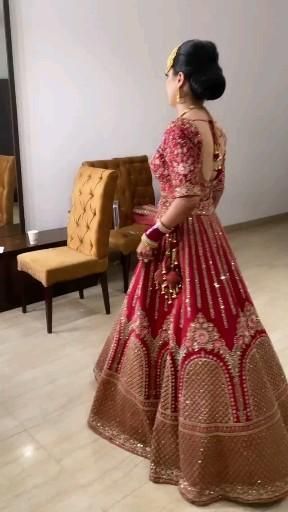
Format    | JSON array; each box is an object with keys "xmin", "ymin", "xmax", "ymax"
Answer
[{"xmin": 88, "ymin": 118, "xmax": 288, "ymax": 506}]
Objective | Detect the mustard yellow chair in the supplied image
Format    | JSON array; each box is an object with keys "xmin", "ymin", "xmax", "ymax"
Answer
[
  {"xmin": 83, "ymin": 156, "xmax": 155, "ymax": 292},
  {"xmin": 17, "ymin": 167, "xmax": 118, "ymax": 333},
  {"xmin": 0, "ymin": 155, "xmax": 16, "ymax": 226}
]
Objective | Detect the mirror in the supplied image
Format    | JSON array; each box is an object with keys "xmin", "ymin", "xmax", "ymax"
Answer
[{"xmin": 0, "ymin": 0, "xmax": 25, "ymax": 234}]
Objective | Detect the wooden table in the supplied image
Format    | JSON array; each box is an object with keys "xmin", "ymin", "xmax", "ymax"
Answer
[{"xmin": 0, "ymin": 227, "xmax": 67, "ymax": 312}]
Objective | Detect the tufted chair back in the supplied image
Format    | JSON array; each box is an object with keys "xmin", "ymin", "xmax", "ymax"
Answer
[
  {"xmin": 0, "ymin": 155, "xmax": 16, "ymax": 227},
  {"xmin": 67, "ymin": 167, "xmax": 118, "ymax": 259},
  {"xmin": 83, "ymin": 155, "xmax": 155, "ymax": 227}
]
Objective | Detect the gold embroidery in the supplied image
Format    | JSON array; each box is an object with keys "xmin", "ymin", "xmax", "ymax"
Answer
[
  {"xmin": 200, "ymin": 220, "xmax": 228, "ymax": 328},
  {"xmin": 89, "ymin": 302, "xmax": 288, "ymax": 506},
  {"xmin": 194, "ymin": 216, "xmax": 215, "ymax": 319},
  {"xmin": 204, "ymin": 216, "xmax": 237, "ymax": 316},
  {"xmin": 183, "ymin": 221, "xmax": 191, "ymax": 319}
]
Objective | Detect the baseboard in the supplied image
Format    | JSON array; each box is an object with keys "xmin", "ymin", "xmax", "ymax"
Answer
[{"xmin": 225, "ymin": 212, "xmax": 288, "ymax": 233}]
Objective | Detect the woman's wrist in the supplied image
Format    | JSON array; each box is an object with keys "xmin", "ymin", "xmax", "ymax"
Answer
[
  {"xmin": 158, "ymin": 219, "xmax": 172, "ymax": 233},
  {"xmin": 141, "ymin": 233, "xmax": 159, "ymax": 249},
  {"xmin": 144, "ymin": 220, "xmax": 173, "ymax": 245}
]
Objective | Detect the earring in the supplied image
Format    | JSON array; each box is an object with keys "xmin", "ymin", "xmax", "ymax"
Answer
[{"xmin": 177, "ymin": 88, "xmax": 183, "ymax": 103}]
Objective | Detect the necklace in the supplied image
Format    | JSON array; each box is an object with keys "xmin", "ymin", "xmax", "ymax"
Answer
[{"xmin": 178, "ymin": 105, "xmax": 205, "ymax": 119}]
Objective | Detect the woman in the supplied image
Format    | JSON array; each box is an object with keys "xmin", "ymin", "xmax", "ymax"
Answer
[{"xmin": 88, "ymin": 40, "xmax": 288, "ymax": 505}]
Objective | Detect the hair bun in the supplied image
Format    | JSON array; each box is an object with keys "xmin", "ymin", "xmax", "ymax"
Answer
[
  {"xmin": 188, "ymin": 40, "xmax": 219, "ymax": 70},
  {"xmin": 174, "ymin": 40, "xmax": 226, "ymax": 101},
  {"xmin": 190, "ymin": 63, "xmax": 226, "ymax": 101}
]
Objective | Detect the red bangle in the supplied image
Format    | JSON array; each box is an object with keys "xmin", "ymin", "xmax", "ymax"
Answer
[{"xmin": 145, "ymin": 225, "xmax": 166, "ymax": 244}]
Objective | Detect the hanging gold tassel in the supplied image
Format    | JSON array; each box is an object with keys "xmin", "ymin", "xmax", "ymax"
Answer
[{"xmin": 154, "ymin": 230, "xmax": 182, "ymax": 305}]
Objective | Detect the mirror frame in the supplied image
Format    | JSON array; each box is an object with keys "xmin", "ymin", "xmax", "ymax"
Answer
[{"xmin": 3, "ymin": 0, "xmax": 25, "ymax": 232}]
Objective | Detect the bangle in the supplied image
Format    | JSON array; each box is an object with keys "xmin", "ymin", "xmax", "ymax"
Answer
[
  {"xmin": 145, "ymin": 224, "xmax": 167, "ymax": 244},
  {"xmin": 144, "ymin": 220, "xmax": 173, "ymax": 246},
  {"xmin": 157, "ymin": 220, "xmax": 172, "ymax": 234},
  {"xmin": 141, "ymin": 233, "xmax": 158, "ymax": 249}
]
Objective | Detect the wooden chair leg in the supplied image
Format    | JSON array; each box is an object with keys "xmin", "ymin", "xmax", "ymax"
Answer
[
  {"xmin": 79, "ymin": 289, "xmax": 84, "ymax": 299},
  {"xmin": 44, "ymin": 286, "xmax": 53, "ymax": 334},
  {"xmin": 99, "ymin": 272, "xmax": 110, "ymax": 315},
  {"xmin": 20, "ymin": 271, "xmax": 27, "ymax": 314},
  {"xmin": 120, "ymin": 253, "xmax": 131, "ymax": 293}
]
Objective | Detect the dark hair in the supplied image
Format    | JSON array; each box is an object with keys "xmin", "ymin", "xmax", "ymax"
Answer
[{"xmin": 173, "ymin": 40, "xmax": 226, "ymax": 101}]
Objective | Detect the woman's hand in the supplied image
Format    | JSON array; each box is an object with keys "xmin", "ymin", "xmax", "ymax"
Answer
[{"xmin": 137, "ymin": 240, "xmax": 154, "ymax": 262}]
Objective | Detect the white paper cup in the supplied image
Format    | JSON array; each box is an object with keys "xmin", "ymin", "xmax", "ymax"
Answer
[{"xmin": 27, "ymin": 230, "xmax": 39, "ymax": 245}]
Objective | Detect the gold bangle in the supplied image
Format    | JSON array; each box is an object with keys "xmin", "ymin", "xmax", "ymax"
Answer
[
  {"xmin": 141, "ymin": 233, "xmax": 158, "ymax": 249},
  {"xmin": 158, "ymin": 219, "xmax": 172, "ymax": 233}
]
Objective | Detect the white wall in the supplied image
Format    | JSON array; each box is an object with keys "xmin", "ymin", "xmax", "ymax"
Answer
[
  {"xmin": 0, "ymin": 2, "xmax": 8, "ymax": 78},
  {"xmin": 9, "ymin": 0, "xmax": 288, "ymax": 230}
]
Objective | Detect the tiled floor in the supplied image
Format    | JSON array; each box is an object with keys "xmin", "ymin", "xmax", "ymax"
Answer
[{"xmin": 1, "ymin": 218, "xmax": 288, "ymax": 511}]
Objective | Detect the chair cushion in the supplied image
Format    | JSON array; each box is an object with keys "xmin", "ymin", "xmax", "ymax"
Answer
[
  {"xmin": 132, "ymin": 204, "xmax": 157, "ymax": 226},
  {"xmin": 109, "ymin": 223, "xmax": 147, "ymax": 255},
  {"xmin": 17, "ymin": 246, "xmax": 108, "ymax": 287}
]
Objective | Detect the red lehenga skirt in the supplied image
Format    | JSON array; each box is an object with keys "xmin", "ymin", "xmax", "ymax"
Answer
[{"xmin": 88, "ymin": 213, "xmax": 288, "ymax": 506}]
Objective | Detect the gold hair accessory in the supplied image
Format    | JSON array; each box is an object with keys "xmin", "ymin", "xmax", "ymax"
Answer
[{"xmin": 166, "ymin": 45, "xmax": 179, "ymax": 74}]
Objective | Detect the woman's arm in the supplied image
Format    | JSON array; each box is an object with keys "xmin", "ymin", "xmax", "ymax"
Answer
[
  {"xmin": 137, "ymin": 196, "xmax": 199, "ymax": 261},
  {"xmin": 160, "ymin": 196, "xmax": 200, "ymax": 229},
  {"xmin": 137, "ymin": 121, "xmax": 202, "ymax": 260}
]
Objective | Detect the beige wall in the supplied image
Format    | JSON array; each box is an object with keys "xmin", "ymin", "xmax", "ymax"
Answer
[{"xmin": 10, "ymin": 0, "xmax": 288, "ymax": 230}]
